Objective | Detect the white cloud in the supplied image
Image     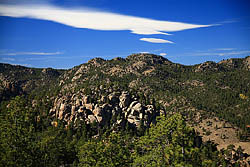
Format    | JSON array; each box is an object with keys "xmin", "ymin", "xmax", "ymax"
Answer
[
  {"xmin": 0, "ymin": 51, "xmax": 62, "ymax": 56},
  {"xmin": 0, "ymin": 4, "xmax": 212, "ymax": 35},
  {"xmin": 159, "ymin": 53, "xmax": 167, "ymax": 56},
  {"xmin": 140, "ymin": 38, "xmax": 174, "ymax": 44}
]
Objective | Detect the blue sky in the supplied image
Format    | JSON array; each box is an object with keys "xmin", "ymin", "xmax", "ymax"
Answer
[{"xmin": 0, "ymin": 0, "xmax": 250, "ymax": 69}]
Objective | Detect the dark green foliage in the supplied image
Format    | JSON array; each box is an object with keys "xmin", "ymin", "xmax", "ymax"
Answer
[
  {"xmin": 0, "ymin": 96, "xmax": 38, "ymax": 166},
  {"xmin": 78, "ymin": 132, "xmax": 133, "ymax": 167},
  {"xmin": 132, "ymin": 114, "xmax": 224, "ymax": 167},
  {"xmin": 0, "ymin": 97, "xmax": 78, "ymax": 166},
  {"xmin": 0, "ymin": 98, "xmax": 245, "ymax": 166}
]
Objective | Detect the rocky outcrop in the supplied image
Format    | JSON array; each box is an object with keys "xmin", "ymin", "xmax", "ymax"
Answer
[
  {"xmin": 0, "ymin": 75, "xmax": 23, "ymax": 101},
  {"xmin": 42, "ymin": 68, "xmax": 60, "ymax": 77},
  {"xmin": 87, "ymin": 57, "xmax": 106, "ymax": 67},
  {"xmin": 49, "ymin": 91, "xmax": 159, "ymax": 130},
  {"xmin": 218, "ymin": 59, "xmax": 241, "ymax": 69},
  {"xmin": 244, "ymin": 56, "xmax": 250, "ymax": 70},
  {"xmin": 0, "ymin": 63, "xmax": 64, "ymax": 101},
  {"xmin": 127, "ymin": 53, "xmax": 171, "ymax": 65},
  {"xmin": 218, "ymin": 56, "xmax": 250, "ymax": 70},
  {"xmin": 195, "ymin": 61, "xmax": 221, "ymax": 72}
]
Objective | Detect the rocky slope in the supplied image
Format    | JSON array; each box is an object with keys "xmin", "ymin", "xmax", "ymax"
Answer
[{"xmin": 0, "ymin": 63, "xmax": 64, "ymax": 101}]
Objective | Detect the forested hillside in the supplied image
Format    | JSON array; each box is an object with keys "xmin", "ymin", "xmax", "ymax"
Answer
[{"xmin": 0, "ymin": 53, "xmax": 250, "ymax": 166}]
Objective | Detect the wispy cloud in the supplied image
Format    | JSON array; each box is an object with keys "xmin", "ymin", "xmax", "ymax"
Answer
[
  {"xmin": 217, "ymin": 50, "xmax": 250, "ymax": 56},
  {"xmin": 12, "ymin": 63, "xmax": 31, "ymax": 67},
  {"xmin": 0, "ymin": 4, "xmax": 213, "ymax": 36},
  {"xmin": 213, "ymin": 48, "xmax": 235, "ymax": 51},
  {"xmin": 0, "ymin": 57, "xmax": 15, "ymax": 61},
  {"xmin": 140, "ymin": 38, "xmax": 174, "ymax": 44},
  {"xmin": 194, "ymin": 50, "xmax": 250, "ymax": 56},
  {"xmin": 216, "ymin": 19, "xmax": 239, "ymax": 24},
  {"xmin": 0, "ymin": 51, "xmax": 63, "ymax": 56},
  {"xmin": 159, "ymin": 53, "xmax": 167, "ymax": 56}
]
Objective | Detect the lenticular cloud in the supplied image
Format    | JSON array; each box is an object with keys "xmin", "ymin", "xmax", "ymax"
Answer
[
  {"xmin": 0, "ymin": 4, "xmax": 212, "ymax": 35},
  {"xmin": 140, "ymin": 38, "xmax": 174, "ymax": 44}
]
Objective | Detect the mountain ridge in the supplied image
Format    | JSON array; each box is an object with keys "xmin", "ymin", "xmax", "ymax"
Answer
[{"xmin": 1, "ymin": 53, "xmax": 250, "ymax": 147}]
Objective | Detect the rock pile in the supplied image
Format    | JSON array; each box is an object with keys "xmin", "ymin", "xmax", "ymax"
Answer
[{"xmin": 49, "ymin": 91, "xmax": 158, "ymax": 130}]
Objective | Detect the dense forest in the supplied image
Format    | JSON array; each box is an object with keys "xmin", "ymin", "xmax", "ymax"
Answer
[
  {"xmin": 0, "ymin": 54, "xmax": 250, "ymax": 166},
  {"xmin": 1, "ymin": 96, "xmax": 248, "ymax": 166}
]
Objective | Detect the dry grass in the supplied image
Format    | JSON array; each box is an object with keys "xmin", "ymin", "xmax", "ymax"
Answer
[{"xmin": 193, "ymin": 117, "xmax": 250, "ymax": 154}]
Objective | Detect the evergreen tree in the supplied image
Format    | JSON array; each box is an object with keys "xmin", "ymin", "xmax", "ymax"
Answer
[
  {"xmin": 133, "ymin": 113, "xmax": 223, "ymax": 167},
  {"xmin": 78, "ymin": 132, "xmax": 132, "ymax": 167}
]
